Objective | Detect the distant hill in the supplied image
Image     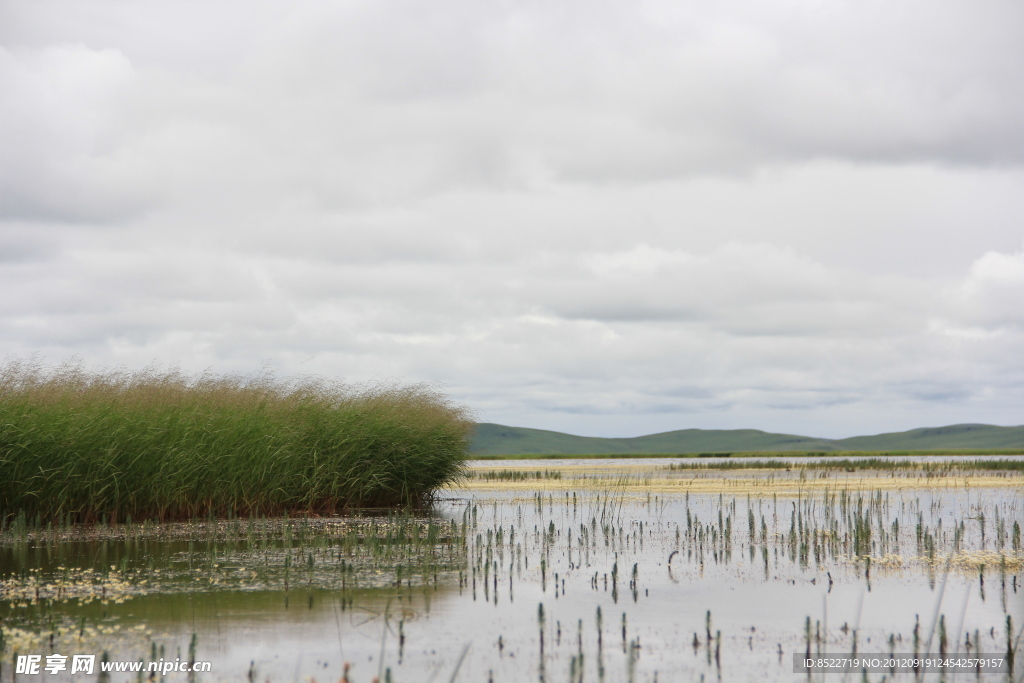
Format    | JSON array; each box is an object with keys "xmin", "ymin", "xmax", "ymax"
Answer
[
  {"xmin": 470, "ymin": 422, "xmax": 1024, "ymax": 455},
  {"xmin": 834, "ymin": 424, "xmax": 1024, "ymax": 451}
]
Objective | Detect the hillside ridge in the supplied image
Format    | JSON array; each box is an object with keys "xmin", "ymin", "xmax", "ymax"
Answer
[{"xmin": 470, "ymin": 422, "xmax": 1024, "ymax": 455}]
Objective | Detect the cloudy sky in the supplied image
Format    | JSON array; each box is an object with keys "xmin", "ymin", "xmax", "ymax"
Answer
[{"xmin": 2, "ymin": 0, "xmax": 1023, "ymax": 438}]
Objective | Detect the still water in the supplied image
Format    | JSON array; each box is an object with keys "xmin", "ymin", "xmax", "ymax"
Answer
[{"xmin": 2, "ymin": 461, "xmax": 1022, "ymax": 682}]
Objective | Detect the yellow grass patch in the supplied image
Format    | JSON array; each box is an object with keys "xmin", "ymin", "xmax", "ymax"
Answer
[{"xmin": 457, "ymin": 463, "xmax": 1024, "ymax": 495}]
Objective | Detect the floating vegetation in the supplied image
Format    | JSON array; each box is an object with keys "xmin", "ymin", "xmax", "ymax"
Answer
[
  {"xmin": 1, "ymin": 568, "xmax": 138, "ymax": 606},
  {"xmin": 1, "ymin": 621, "xmax": 153, "ymax": 663}
]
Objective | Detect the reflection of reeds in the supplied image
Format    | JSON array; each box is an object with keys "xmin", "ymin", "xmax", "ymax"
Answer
[
  {"xmin": 2, "ymin": 512, "xmax": 469, "ymax": 602},
  {"xmin": 0, "ymin": 359, "xmax": 473, "ymax": 522}
]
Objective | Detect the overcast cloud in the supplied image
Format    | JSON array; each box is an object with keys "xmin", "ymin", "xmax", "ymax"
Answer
[{"xmin": 1, "ymin": 0, "xmax": 1023, "ymax": 437}]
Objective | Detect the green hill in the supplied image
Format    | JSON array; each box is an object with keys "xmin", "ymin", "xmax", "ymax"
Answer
[
  {"xmin": 469, "ymin": 422, "xmax": 1024, "ymax": 455},
  {"xmin": 626, "ymin": 429, "xmax": 836, "ymax": 453},
  {"xmin": 834, "ymin": 423, "xmax": 1024, "ymax": 450}
]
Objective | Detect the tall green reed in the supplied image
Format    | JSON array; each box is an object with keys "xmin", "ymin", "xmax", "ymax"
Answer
[{"xmin": 0, "ymin": 359, "xmax": 473, "ymax": 522}]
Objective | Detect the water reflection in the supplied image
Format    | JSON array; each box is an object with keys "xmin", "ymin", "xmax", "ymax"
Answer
[{"xmin": 2, "ymin": 464, "xmax": 1021, "ymax": 682}]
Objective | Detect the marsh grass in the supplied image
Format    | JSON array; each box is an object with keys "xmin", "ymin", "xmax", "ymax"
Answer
[
  {"xmin": 470, "ymin": 469, "xmax": 564, "ymax": 481},
  {"xmin": 473, "ymin": 450, "xmax": 1024, "ymax": 459},
  {"xmin": 664, "ymin": 458, "xmax": 1024, "ymax": 472},
  {"xmin": 0, "ymin": 359, "xmax": 473, "ymax": 523}
]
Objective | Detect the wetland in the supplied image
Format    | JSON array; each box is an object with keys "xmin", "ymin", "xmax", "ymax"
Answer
[{"xmin": 3, "ymin": 456, "xmax": 1022, "ymax": 682}]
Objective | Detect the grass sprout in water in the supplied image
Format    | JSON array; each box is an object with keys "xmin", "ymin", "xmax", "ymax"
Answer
[{"xmin": 2, "ymin": 460, "xmax": 1022, "ymax": 682}]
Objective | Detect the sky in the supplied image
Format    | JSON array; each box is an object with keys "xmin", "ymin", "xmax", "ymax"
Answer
[{"xmin": 1, "ymin": 0, "xmax": 1023, "ymax": 438}]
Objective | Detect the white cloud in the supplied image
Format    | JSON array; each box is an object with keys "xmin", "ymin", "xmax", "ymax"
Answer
[
  {"xmin": 0, "ymin": 42, "xmax": 144, "ymax": 221},
  {"xmin": 947, "ymin": 248, "xmax": 1024, "ymax": 332},
  {"xmin": 1, "ymin": 0, "xmax": 1023, "ymax": 437}
]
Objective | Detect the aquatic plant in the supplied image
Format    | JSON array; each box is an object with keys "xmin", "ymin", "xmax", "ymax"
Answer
[
  {"xmin": 471, "ymin": 469, "xmax": 563, "ymax": 481},
  {"xmin": 0, "ymin": 358, "xmax": 473, "ymax": 522},
  {"xmin": 664, "ymin": 457, "xmax": 1024, "ymax": 472},
  {"xmin": 3, "ymin": 457, "xmax": 1021, "ymax": 682}
]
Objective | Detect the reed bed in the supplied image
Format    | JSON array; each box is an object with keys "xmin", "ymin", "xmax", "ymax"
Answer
[
  {"xmin": 469, "ymin": 468, "xmax": 564, "ymax": 481},
  {"xmin": 0, "ymin": 359, "xmax": 473, "ymax": 523},
  {"xmin": 664, "ymin": 457, "xmax": 1024, "ymax": 471},
  {"xmin": 472, "ymin": 449, "xmax": 1024, "ymax": 460}
]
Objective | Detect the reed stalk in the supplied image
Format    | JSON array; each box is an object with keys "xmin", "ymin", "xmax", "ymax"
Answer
[{"xmin": 0, "ymin": 359, "xmax": 473, "ymax": 522}]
